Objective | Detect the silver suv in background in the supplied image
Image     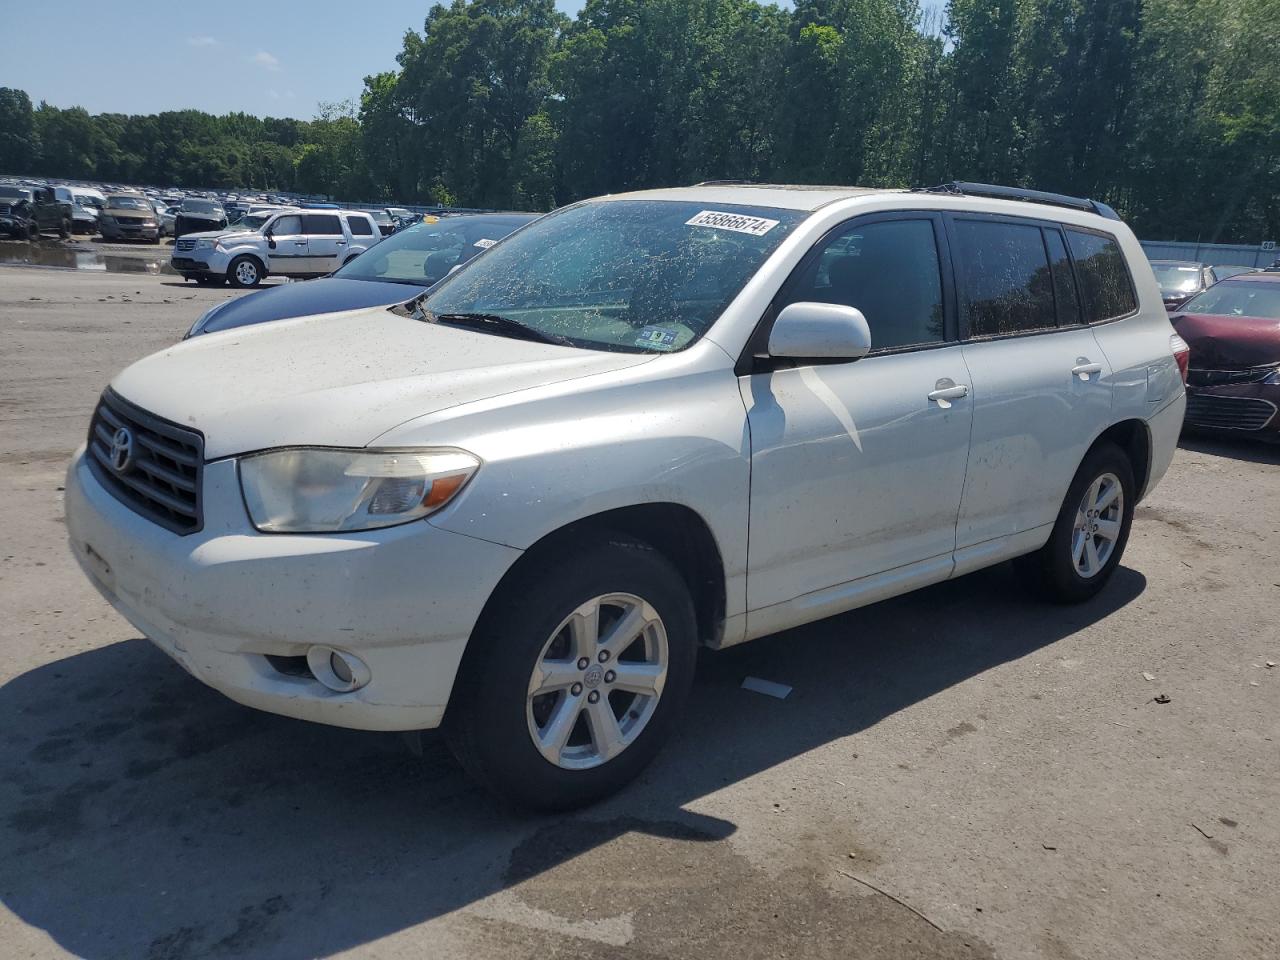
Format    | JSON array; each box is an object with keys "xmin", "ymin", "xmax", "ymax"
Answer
[
  {"xmin": 171, "ymin": 208, "xmax": 381, "ymax": 286},
  {"xmin": 67, "ymin": 182, "xmax": 1186, "ymax": 809}
]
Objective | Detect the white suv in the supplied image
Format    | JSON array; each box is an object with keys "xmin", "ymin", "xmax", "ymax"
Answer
[
  {"xmin": 66, "ymin": 182, "xmax": 1187, "ymax": 809},
  {"xmin": 170, "ymin": 208, "xmax": 381, "ymax": 287}
]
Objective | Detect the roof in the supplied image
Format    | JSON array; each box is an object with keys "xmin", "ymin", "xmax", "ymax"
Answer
[
  {"xmin": 602, "ymin": 183, "xmax": 893, "ymax": 212},
  {"xmin": 1223, "ymin": 271, "xmax": 1280, "ymax": 283}
]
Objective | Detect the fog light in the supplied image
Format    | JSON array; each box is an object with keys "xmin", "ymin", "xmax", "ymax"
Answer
[{"xmin": 305, "ymin": 645, "xmax": 371, "ymax": 693}]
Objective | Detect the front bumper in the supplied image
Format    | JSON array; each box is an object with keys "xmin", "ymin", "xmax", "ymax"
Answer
[
  {"xmin": 1183, "ymin": 382, "xmax": 1280, "ymax": 439},
  {"xmin": 65, "ymin": 446, "xmax": 522, "ymax": 730},
  {"xmin": 102, "ymin": 222, "xmax": 161, "ymax": 240},
  {"xmin": 171, "ymin": 248, "xmax": 231, "ymax": 275}
]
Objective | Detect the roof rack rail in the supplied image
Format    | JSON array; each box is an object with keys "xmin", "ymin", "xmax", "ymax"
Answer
[
  {"xmin": 912, "ymin": 181, "xmax": 1121, "ymax": 221},
  {"xmin": 692, "ymin": 180, "xmax": 758, "ymax": 186}
]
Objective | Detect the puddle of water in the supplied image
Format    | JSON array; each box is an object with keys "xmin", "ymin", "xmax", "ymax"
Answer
[{"xmin": 0, "ymin": 240, "xmax": 178, "ymax": 275}]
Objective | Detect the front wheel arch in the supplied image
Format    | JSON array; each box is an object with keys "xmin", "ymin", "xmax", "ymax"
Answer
[
  {"xmin": 226, "ymin": 254, "xmax": 267, "ymax": 288},
  {"xmin": 470, "ymin": 503, "xmax": 728, "ymax": 656}
]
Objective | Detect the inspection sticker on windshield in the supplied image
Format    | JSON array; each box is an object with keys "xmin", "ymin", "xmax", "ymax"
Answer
[
  {"xmin": 635, "ymin": 327, "xmax": 680, "ymax": 350},
  {"xmin": 472, "ymin": 238, "xmax": 498, "ymax": 249},
  {"xmin": 685, "ymin": 210, "xmax": 779, "ymax": 237}
]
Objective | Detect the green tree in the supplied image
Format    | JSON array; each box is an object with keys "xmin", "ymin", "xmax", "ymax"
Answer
[{"xmin": 0, "ymin": 87, "xmax": 39, "ymax": 174}]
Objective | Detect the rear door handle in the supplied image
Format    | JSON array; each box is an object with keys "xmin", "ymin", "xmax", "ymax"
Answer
[
  {"xmin": 928, "ymin": 380, "xmax": 969, "ymax": 408},
  {"xmin": 336, "ymin": 240, "xmax": 346, "ymax": 246},
  {"xmin": 1072, "ymin": 359, "xmax": 1103, "ymax": 380}
]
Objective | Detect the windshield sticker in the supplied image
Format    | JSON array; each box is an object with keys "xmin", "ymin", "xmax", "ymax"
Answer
[
  {"xmin": 685, "ymin": 210, "xmax": 779, "ymax": 237},
  {"xmin": 635, "ymin": 327, "xmax": 680, "ymax": 350},
  {"xmin": 472, "ymin": 238, "xmax": 498, "ymax": 249}
]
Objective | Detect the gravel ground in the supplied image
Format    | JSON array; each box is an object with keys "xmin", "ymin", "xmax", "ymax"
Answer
[{"xmin": 1, "ymin": 266, "xmax": 1277, "ymax": 960}]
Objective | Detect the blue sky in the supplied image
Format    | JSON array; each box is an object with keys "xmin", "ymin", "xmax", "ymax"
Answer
[{"xmin": 0, "ymin": 1, "xmax": 942, "ymax": 120}]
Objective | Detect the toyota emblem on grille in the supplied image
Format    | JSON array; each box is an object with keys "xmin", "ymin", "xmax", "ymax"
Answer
[{"xmin": 109, "ymin": 426, "xmax": 135, "ymax": 473}]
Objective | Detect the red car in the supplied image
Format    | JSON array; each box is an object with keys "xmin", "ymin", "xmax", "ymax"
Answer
[{"xmin": 1172, "ymin": 272, "xmax": 1280, "ymax": 440}]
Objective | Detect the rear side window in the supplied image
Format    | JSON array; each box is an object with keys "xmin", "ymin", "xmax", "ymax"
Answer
[
  {"xmin": 1043, "ymin": 228, "xmax": 1081, "ymax": 326},
  {"xmin": 1066, "ymin": 230, "xmax": 1137, "ymax": 323},
  {"xmin": 346, "ymin": 215, "xmax": 373, "ymax": 236},
  {"xmin": 955, "ymin": 220, "xmax": 1057, "ymax": 337},
  {"xmin": 784, "ymin": 218, "xmax": 945, "ymax": 350},
  {"xmin": 302, "ymin": 214, "xmax": 342, "ymax": 235}
]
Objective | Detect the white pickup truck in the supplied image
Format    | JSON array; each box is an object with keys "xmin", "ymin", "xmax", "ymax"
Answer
[{"xmin": 170, "ymin": 208, "xmax": 382, "ymax": 287}]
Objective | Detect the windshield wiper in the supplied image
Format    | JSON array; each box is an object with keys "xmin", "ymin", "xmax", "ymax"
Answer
[{"xmin": 421, "ymin": 309, "xmax": 569, "ymax": 346}]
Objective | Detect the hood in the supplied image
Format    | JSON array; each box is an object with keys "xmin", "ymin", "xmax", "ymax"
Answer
[
  {"xmin": 178, "ymin": 210, "xmax": 225, "ymax": 222},
  {"xmin": 111, "ymin": 307, "xmax": 654, "ymax": 459},
  {"xmin": 192, "ymin": 277, "xmax": 422, "ymax": 335},
  {"xmin": 186, "ymin": 227, "xmax": 258, "ymax": 242},
  {"xmin": 1173, "ymin": 311, "xmax": 1280, "ymax": 369}
]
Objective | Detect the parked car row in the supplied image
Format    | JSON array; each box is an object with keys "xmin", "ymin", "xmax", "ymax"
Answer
[{"xmin": 1, "ymin": 176, "xmax": 446, "ymax": 246}]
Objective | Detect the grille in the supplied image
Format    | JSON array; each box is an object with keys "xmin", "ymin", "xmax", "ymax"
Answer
[
  {"xmin": 87, "ymin": 390, "xmax": 204, "ymax": 534},
  {"xmin": 1187, "ymin": 366, "xmax": 1276, "ymax": 387},
  {"xmin": 1185, "ymin": 394, "xmax": 1277, "ymax": 432},
  {"xmin": 175, "ymin": 238, "xmax": 196, "ymax": 251},
  {"xmin": 115, "ymin": 215, "xmax": 144, "ymax": 225}
]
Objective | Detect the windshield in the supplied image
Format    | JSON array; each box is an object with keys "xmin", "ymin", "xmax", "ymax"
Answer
[
  {"xmin": 1150, "ymin": 262, "xmax": 1204, "ymax": 293},
  {"xmin": 182, "ymin": 199, "xmax": 222, "ymax": 215},
  {"xmin": 228, "ymin": 212, "xmax": 272, "ymax": 232},
  {"xmin": 0, "ymin": 186, "xmax": 31, "ymax": 200},
  {"xmin": 335, "ymin": 215, "xmax": 537, "ymax": 286},
  {"xmin": 422, "ymin": 200, "xmax": 804, "ymax": 353},
  {"xmin": 1179, "ymin": 281, "xmax": 1280, "ymax": 320},
  {"xmin": 107, "ymin": 196, "xmax": 152, "ymax": 211}
]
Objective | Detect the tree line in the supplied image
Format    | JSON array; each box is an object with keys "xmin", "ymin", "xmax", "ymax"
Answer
[{"xmin": 2, "ymin": 0, "xmax": 1276, "ymax": 243}]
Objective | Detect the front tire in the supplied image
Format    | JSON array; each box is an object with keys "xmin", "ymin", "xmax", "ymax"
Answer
[
  {"xmin": 1015, "ymin": 442, "xmax": 1135, "ymax": 603},
  {"xmin": 227, "ymin": 255, "xmax": 263, "ymax": 288},
  {"xmin": 446, "ymin": 537, "xmax": 697, "ymax": 810}
]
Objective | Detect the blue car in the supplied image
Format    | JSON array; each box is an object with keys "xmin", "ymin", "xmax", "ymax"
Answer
[{"xmin": 185, "ymin": 213, "xmax": 539, "ymax": 337}]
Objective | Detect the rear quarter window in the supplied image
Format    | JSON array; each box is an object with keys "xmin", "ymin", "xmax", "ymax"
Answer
[
  {"xmin": 1066, "ymin": 230, "xmax": 1137, "ymax": 323},
  {"xmin": 346, "ymin": 215, "xmax": 374, "ymax": 237}
]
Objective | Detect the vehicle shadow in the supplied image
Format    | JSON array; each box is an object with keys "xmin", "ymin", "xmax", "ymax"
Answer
[
  {"xmin": 1179, "ymin": 431, "xmax": 1280, "ymax": 465},
  {"xmin": 1, "ymin": 564, "xmax": 1144, "ymax": 959}
]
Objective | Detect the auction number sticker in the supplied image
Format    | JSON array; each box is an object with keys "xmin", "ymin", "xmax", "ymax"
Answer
[
  {"xmin": 686, "ymin": 210, "xmax": 779, "ymax": 237},
  {"xmin": 473, "ymin": 238, "xmax": 498, "ymax": 249}
]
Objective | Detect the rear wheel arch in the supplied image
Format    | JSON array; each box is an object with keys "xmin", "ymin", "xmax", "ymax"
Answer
[{"xmin": 1089, "ymin": 419, "xmax": 1152, "ymax": 500}]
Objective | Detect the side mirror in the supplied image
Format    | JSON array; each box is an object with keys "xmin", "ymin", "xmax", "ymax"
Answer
[{"xmin": 767, "ymin": 302, "xmax": 872, "ymax": 361}]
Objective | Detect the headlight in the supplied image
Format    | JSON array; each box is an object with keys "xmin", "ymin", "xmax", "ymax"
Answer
[
  {"xmin": 195, "ymin": 238, "xmax": 215, "ymax": 249},
  {"xmin": 1263, "ymin": 367, "xmax": 1280, "ymax": 385},
  {"xmin": 142, "ymin": 219, "xmax": 156, "ymax": 226},
  {"xmin": 239, "ymin": 447, "xmax": 480, "ymax": 533}
]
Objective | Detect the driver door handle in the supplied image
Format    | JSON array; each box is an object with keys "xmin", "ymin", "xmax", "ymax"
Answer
[
  {"xmin": 928, "ymin": 380, "xmax": 969, "ymax": 408},
  {"xmin": 1072, "ymin": 359, "xmax": 1103, "ymax": 380}
]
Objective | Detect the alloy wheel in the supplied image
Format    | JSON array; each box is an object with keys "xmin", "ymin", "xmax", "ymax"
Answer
[
  {"xmin": 1072, "ymin": 471, "xmax": 1123, "ymax": 578},
  {"xmin": 526, "ymin": 592, "xmax": 668, "ymax": 770},
  {"xmin": 234, "ymin": 260, "xmax": 259, "ymax": 285}
]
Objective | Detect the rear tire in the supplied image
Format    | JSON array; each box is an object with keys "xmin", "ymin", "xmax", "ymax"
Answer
[
  {"xmin": 446, "ymin": 536, "xmax": 697, "ymax": 810},
  {"xmin": 1015, "ymin": 442, "xmax": 1135, "ymax": 603}
]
